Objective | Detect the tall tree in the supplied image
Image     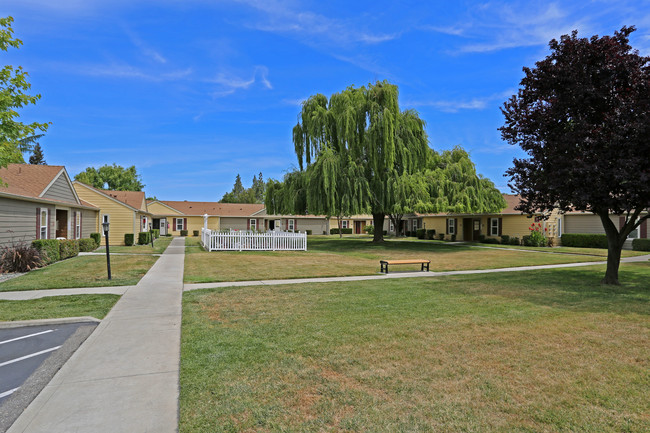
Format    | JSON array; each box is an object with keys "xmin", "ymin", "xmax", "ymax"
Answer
[
  {"xmin": 0, "ymin": 16, "xmax": 49, "ymax": 177},
  {"xmin": 277, "ymin": 81, "xmax": 504, "ymax": 242},
  {"xmin": 221, "ymin": 173, "xmax": 266, "ymax": 203},
  {"xmin": 29, "ymin": 142, "xmax": 45, "ymax": 164},
  {"xmin": 500, "ymin": 26, "xmax": 650, "ymax": 285},
  {"xmin": 75, "ymin": 164, "xmax": 145, "ymax": 191}
]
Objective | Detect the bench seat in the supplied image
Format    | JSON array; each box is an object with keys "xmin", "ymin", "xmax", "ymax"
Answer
[{"xmin": 380, "ymin": 259, "xmax": 430, "ymax": 273}]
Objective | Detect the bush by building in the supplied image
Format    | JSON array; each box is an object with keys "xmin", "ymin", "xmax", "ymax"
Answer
[
  {"xmin": 632, "ymin": 238, "xmax": 650, "ymax": 251},
  {"xmin": 138, "ymin": 232, "xmax": 151, "ymax": 245},
  {"xmin": 561, "ymin": 234, "xmax": 608, "ymax": 249},
  {"xmin": 124, "ymin": 233, "xmax": 135, "ymax": 246},
  {"xmin": 32, "ymin": 239, "xmax": 60, "ymax": 264}
]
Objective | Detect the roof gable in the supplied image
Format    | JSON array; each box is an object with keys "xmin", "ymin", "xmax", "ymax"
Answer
[
  {"xmin": 159, "ymin": 201, "xmax": 265, "ymax": 216},
  {"xmin": 73, "ymin": 182, "xmax": 147, "ymax": 212},
  {"xmin": 0, "ymin": 164, "xmax": 69, "ymax": 200}
]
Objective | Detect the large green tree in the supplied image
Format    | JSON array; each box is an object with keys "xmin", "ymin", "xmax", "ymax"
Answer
[
  {"xmin": 271, "ymin": 81, "xmax": 504, "ymax": 241},
  {"xmin": 220, "ymin": 173, "xmax": 266, "ymax": 204},
  {"xmin": 75, "ymin": 164, "xmax": 145, "ymax": 191},
  {"xmin": 0, "ymin": 16, "xmax": 49, "ymax": 175},
  {"xmin": 501, "ymin": 26, "xmax": 650, "ymax": 285}
]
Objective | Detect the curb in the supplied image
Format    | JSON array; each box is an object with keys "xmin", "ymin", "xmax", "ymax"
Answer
[{"xmin": 0, "ymin": 316, "xmax": 101, "ymax": 329}]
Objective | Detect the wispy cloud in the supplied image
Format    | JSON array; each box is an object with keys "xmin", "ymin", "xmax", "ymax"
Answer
[
  {"xmin": 123, "ymin": 27, "xmax": 167, "ymax": 64},
  {"xmin": 72, "ymin": 63, "xmax": 192, "ymax": 81},
  {"xmin": 207, "ymin": 65, "xmax": 272, "ymax": 98},
  {"xmin": 405, "ymin": 89, "xmax": 515, "ymax": 113},
  {"xmin": 426, "ymin": 2, "xmax": 590, "ymax": 54}
]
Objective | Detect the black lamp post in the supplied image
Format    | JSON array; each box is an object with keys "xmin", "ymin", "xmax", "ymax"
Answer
[
  {"xmin": 149, "ymin": 222, "xmax": 154, "ymax": 247},
  {"xmin": 102, "ymin": 221, "xmax": 111, "ymax": 280}
]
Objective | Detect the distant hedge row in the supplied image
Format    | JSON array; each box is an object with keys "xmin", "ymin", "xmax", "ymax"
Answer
[
  {"xmin": 561, "ymin": 234, "xmax": 608, "ymax": 249},
  {"xmin": 32, "ymin": 237, "xmax": 98, "ymax": 265}
]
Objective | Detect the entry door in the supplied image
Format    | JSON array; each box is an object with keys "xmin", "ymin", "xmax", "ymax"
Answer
[
  {"xmin": 275, "ymin": 220, "xmax": 281, "ymax": 231},
  {"xmin": 355, "ymin": 221, "xmax": 362, "ymax": 234},
  {"xmin": 160, "ymin": 218, "xmax": 167, "ymax": 235},
  {"xmin": 473, "ymin": 219, "xmax": 481, "ymax": 241}
]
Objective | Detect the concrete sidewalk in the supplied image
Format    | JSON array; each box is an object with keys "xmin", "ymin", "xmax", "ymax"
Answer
[{"xmin": 7, "ymin": 237, "xmax": 185, "ymax": 433}]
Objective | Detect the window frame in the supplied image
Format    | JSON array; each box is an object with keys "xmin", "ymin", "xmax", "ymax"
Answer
[
  {"xmin": 75, "ymin": 212, "xmax": 81, "ymax": 239},
  {"xmin": 341, "ymin": 220, "xmax": 348, "ymax": 229},
  {"xmin": 250, "ymin": 218, "xmax": 257, "ymax": 231},
  {"xmin": 447, "ymin": 218, "xmax": 455, "ymax": 235},
  {"xmin": 40, "ymin": 209, "xmax": 48, "ymax": 239},
  {"xmin": 288, "ymin": 219, "xmax": 295, "ymax": 231},
  {"xmin": 490, "ymin": 218, "xmax": 499, "ymax": 236},
  {"xmin": 176, "ymin": 218, "xmax": 184, "ymax": 231}
]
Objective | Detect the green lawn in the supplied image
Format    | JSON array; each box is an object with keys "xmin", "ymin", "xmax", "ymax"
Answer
[
  {"xmin": 180, "ymin": 262, "xmax": 650, "ymax": 432},
  {"xmin": 0, "ymin": 255, "xmax": 159, "ymax": 291},
  {"xmin": 0, "ymin": 294, "xmax": 120, "ymax": 321},
  {"xmin": 184, "ymin": 236, "xmax": 614, "ymax": 283},
  {"xmin": 95, "ymin": 235, "xmax": 173, "ymax": 254}
]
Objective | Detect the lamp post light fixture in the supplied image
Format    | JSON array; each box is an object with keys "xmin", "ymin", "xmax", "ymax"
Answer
[
  {"xmin": 102, "ymin": 221, "xmax": 111, "ymax": 280},
  {"xmin": 149, "ymin": 222, "xmax": 154, "ymax": 247}
]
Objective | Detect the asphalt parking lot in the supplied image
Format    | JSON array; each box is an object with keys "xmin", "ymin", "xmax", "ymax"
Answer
[{"xmin": 0, "ymin": 322, "xmax": 98, "ymax": 431}]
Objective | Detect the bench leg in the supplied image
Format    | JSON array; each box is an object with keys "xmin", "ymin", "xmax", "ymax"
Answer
[{"xmin": 425, "ymin": 263, "xmax": 429, "ymax": 272}]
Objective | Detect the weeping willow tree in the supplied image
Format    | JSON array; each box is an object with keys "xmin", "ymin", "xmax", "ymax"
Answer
[{"xmin": 274, "ymin": 81, "xmax": 505, "ymax": 242}]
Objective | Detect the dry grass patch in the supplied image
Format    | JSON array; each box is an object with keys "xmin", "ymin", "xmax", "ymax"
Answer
[
  {"xmin": 181, "ymin": 262, "xmax": 650, "ymax": 432},
  {"xmin": 184, "ymin": 237, "xmax": 609, "ymax": 283}
]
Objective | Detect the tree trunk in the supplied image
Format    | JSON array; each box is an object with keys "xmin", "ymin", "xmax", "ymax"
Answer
[
  {"xmin": 598, "ymin": 212, "xmax": 625, "ymax": 285},
  {"xmin": 389, "ymin": 214, "xmax": 403, "ymax": 237},
  {"xmin": 372, "ymin": 213, "xmax": 385, "ymax": 242},
  {"xmin": 337, "ymin": 215, "xmax": 343, "ymax": 238}
]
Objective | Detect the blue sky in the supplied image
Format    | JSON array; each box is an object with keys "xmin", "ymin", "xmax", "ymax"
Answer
[{"xmin": 3, "ymin": 0, "xmax": 649, "ymax": 200}]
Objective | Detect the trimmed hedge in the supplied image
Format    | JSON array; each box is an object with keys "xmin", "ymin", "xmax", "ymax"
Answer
[
  {"xmin": 124, "ymin": 233, "xmax": 135, "ymax": 246},
  {"xmin": 426, "ymin": 229, "xmax": 436, "ymax": 240},
  {"xmin": 193, "ymin": 230, "xmax": 199, "ymax": 237},
  {"xmin": 180, "ymin": 229, "xmax": 188, "ymax": 236},
  {"xmin": 59, "ymin": 239, "xmax": 79, "ymax": 260},
  {"xmin": 416, "ymin": 228, "xmax": 426, "ymax": 239},
  {"xmin": 32, "ymin": 239, "xmax": 60, "ymax": 264},
  {"xmin": 90, "ymin": 232, "xmax": 101, "ymax": 246},
  {"xmin": 632, "ymin": 238, "xmax": 650, "ymax": 251},
  {"xmin": 561, "ymin": 233, "xmax": 608, "ymax": 249},
  {"xmin": 78, "ymin": 238, "xmax": 97, "ymax": 252},
  {"xmin": 481, "ymin": 237, "xmax": 500, "ymax": 244},
  {"xmin": 138, "ymin": 232, "xmax": 151, "ymax": 245},
  {"xmin": 152, "ymin": 229, "xmax": 160, "ymax": 239},
  {"xmin": 305, "ymin": 230, "xmax": 313, "ymax": 235},
  {"xmin": 330, "ymin": 228, "xmax": 353, "ymax": 235}
]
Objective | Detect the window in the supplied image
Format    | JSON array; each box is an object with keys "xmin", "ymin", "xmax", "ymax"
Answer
[
  {"xmin": 490, "ymin": 218, "xmax": 499, "ymax": 236},
  {"xmin": 412, "ymin": 220, "xmax": 418, "ymax": 231},
  {"xmin": 389, "ymin": 220, "xmax": 394, "ymax": 233},
  {"xmin": 341, "ymin": 220, "xmax": 348, "ymax": 229},
  {"xmin": 447, "ymin": 218, "xmax": 455, "ymax": 235},
  {"xmin": 75, "ymin": 212, "xmax": 81, "ymax": 239},
  {"xmin": 288, "ymin": 219, "xmax": 295, "ymax": 231},
  {"xmin": 250, "ymin": 218, "xmax": 257, "ymax": 231},
  {"xmin": 557, "ymin": 218, "xmax": 562, "ymax": 236},
  {"xmin": 176, "ymin": 218, "xmax": 184, "ymax": 231},
  {"xmin": 40, "ymin": 209, "xmax": 48, "ymax": 239}
]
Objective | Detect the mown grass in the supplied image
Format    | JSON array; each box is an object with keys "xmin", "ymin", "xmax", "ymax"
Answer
[
  {"xmin": 184, "ymin": 236, "xmax": 612, "ymax": 283},
  {"xmin": 95, "ymin": 235, "xmax": 173, "ymax": 254},
  {"xmin": 180, "ymin": 262, "xmax": 650, "ymax": 432},
  {"xmin": 0, "ymin": 294, "xmax": 120, "ymax": 321},
  {"xmin": 0, "ymin": 255, "xmax": 159, "ymax": 291}
]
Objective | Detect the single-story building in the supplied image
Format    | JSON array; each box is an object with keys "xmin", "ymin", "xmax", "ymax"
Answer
[
  {"xmin": 73, "ymin": 181, "xmax": 152, "ymax": 246},
  {"xmin": 0, "ymin": 164, "xmax": 98, "ymax": 248}
]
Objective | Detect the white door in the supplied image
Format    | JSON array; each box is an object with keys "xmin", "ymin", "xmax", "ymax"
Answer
[{"xmin": 160, "ymin": 218, "xmax": 167, "ymax": 236}]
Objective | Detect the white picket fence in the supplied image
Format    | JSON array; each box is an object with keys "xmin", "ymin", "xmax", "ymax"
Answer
[{"xmin": 201, "ymin": 228, "xmax": 307, "ymax": 251}]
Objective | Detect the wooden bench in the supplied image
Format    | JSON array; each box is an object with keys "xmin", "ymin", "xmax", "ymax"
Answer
[{"xmin": 380, "ymin": 259, "xmax": 430, "ymax": 274}]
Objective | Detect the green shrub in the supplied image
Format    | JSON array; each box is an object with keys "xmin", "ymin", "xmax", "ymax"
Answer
[
  {"xmin": 561, "ymin": 233, "xmax": 608, "ymax": 248},
  {"xmin": 500, "ymin": 235, "xmax": 510, "ymax": 244},
  {"xmin": 124, "ymin": 233, "xmax": 135, "ymax": 246},
  {"xmin": 426, "ymin": 229, "xmax": 436, "ymax": 240},
  {"xmin": 416, "ymin": 228, "xmax": 426, "ymax": 239},
  {"xmin": 305, "ymin": 229, "xmax": 313, "ymax": 235},
  {"xmin": 152, "ymin": 229, "xmax": 160, "ymax": 239},
  {"xmin": 90, "ymin": 232, "xmax": 101, "ymax": 246},
  {"xmin": 192, "ymin": 230, "xmax": 199, "ymax": 237},
  {"xmin": 59, "ymin": 239, "xmax": 79, "ymax": 260},
  {"xmin": 438, "ymin": 233, "xmax": 445, "ymax": 240},
  {"xmin": 451, "ymin": 234, "xmax": 456, "ymax": 241},
  {"xmin": 478, "ymin": 234, "xmax": 485, "ymax": 242},
  {"xmin": 482, "ymin": 237, "xmax": 500, "ymax": 244},
  {"xmin": 632, "ymin": 238, "xmax": 650, "ymax": 251},
  {"xmin": 32, "ymin": 239, "xmax": 60, "ymax": 264},
  {"xmin": 180, "ymin": 229, "xmax": 188, "ymax": 236},
  {"xmin": 510, "ymin": 237, "xmax": 521, "ymax": 246},
  {"xmin": 364, "ymin": 225, "xmax": 374, "ymax": 235},
  {"xmin": 78, "ymin": 238, "xmax": 97, "ymax": 252},
  {"xmin": 1, "ymin": 241, "xmax": 42, "ymax": 272},
  {"xmin": 138, "ymin": 232, "xmax": 151, "ymax": 245},
  {"xmin": 330, "ymin": 228, "xmax": 353, "ymax": 235}
]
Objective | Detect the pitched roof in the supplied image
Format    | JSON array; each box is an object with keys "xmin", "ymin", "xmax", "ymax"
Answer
[
  {"xmin": 419, "ymin": 194, "xmax": 532, "ymax": 217},
  {"xmin": 73, "ymin": 181, "xmax": 147, "ymax": 211},
  {"xmin": 0, "ymin": 164, "xmax": 65, "ymax": 198},
  {"xmin": 158, "ymin": 201, "xmax": 264, "ymax": 216}
]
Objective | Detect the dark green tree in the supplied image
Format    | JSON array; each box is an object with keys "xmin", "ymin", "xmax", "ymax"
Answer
[
  {"xmin": 28, "ymin": 142, "xmax": 45, "ymax": 164},
  {"xmin": 0, "ymin": 16, "xmax": 49, "ymax": 177},
  {"xmin": 501, "ymin": 26, "xmax": 650, "ymax": 285},
  {"xmin": 221, "ymin": 173, "xmax": 265, "ymax": 203},
  {"xmin": 75, "ymin": 164, "xmax": 145, "ymax": 191}
]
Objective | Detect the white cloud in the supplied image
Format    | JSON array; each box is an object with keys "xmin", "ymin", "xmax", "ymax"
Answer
[
  {"xmin": 208, "ymin": 65, "xmax": 272, "ymax": 98},
  {"xmin": 123, "ymin": 27, "xmax": 167, "ymax": 64},
  {"xmin": 405, "ymin": 89, "xmax": 515, "ymax": 113},
  {"xmin": 60, "ymin": 62, "xmax": 192, "ymax": 82}
]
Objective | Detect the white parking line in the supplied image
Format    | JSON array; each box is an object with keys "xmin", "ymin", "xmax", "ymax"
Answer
[
  {"xmin": 0, "ymin": 346, "xmax": 61, "ymax": 368},
  {"xmin": 0, "ymin": 329, "xmax": 54, "ymax": 346},
  {"xmin": 0, "ymin": 387, "xmax": 19, "ymax": 399}
]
